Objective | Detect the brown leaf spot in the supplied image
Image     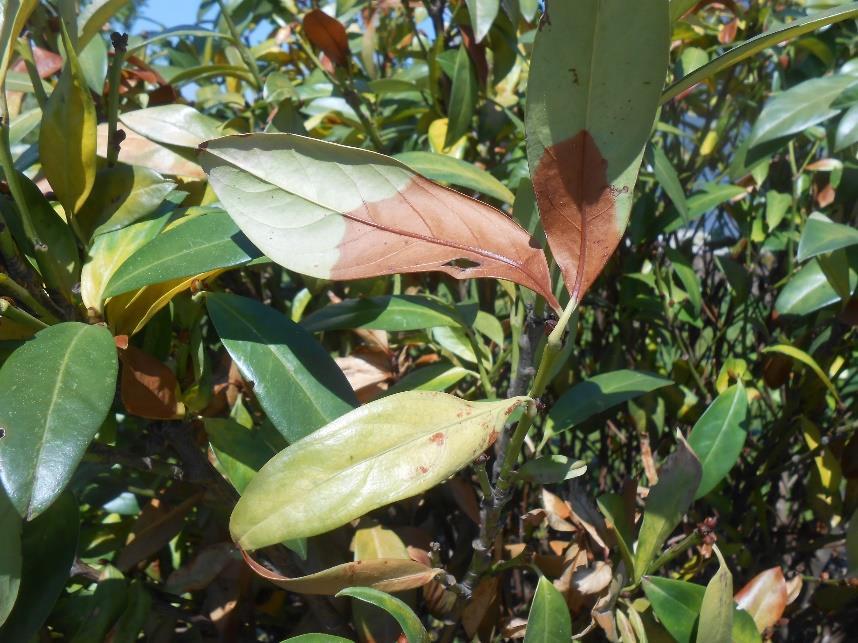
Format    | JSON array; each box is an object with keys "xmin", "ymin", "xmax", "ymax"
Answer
[
  {"xmin": 532, "ymin": 130, "xmax": 622, "ymax": 303},
  {"xmin": 429, "ymin": 432, "xmax": 445, "ymax": 445},
  {"xmin": 331, "ymin": 173, "xmax": 559, "ymax": 310},
  {"xmin": 120, "ymin": 345, "xmax": 182, "ymax": 420},
  {"xmin": 417, "ymin": 465, "xmax": 429, "ymax": 474}
]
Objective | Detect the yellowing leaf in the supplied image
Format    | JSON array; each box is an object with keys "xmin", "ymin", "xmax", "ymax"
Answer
[
  {"xmin": 39, "ymin": 23, "xmax": 96, "ymax": 216},
  {"xmin": 230, "ymin": 392, "xmax": 529, "ymax": 550}
]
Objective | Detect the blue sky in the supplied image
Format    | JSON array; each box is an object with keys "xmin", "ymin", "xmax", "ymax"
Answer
[{"xmin": 135, "ymin": 0, "xmax": 201, "ymax": 29}]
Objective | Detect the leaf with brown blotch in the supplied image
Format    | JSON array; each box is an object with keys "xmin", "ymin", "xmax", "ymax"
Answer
[
  {"xmin": 525, "ymin": 0, "xmax": 669, "ymax": 304},
  {"xmin": 200, "ymin": 134, "xmax": 558, "ymax": 309},
  {"xmin": 120, "ymin": 344, "xmax": 184, "ymax": 420},
  {"xmin": 303, "ymin": 9, "xmax": 350, "ymax": 67},
  {"xmin": 734, "ymin": 566, "xmax": 788, "ymax": 632},
  {"xmin": 240, "ymin": 549, "xmax": 440, "ymax": 595}
]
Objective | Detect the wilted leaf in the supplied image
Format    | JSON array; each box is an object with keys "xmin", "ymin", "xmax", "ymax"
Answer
[
  {"xmin": 200, "ymin": 134, "xmax": 558, "ymax": 309},
  {"xmin": 734, "ymin": 567, "xmax": 788, "ymax": 633},
  {"xmin": 241, "ymin": 550, "xmax": 440, "ymax": 595},
  {"xmin": 303, "ymin": 10, "xmax": 350, "ymax": 67},
  {"xmin": 526, "ymin": 0, "xmax": 668, "ymax": 302},
  {"xmin": 0, "ymin": 323, "xmax": 117, "ymax": 519},
  {"xmin": 119, "ymin": 344, "xmax": 183, "ymax": 420},
  {"xmin": 230, "ymin": 392, "xmax": 529, "ymax": 549}
]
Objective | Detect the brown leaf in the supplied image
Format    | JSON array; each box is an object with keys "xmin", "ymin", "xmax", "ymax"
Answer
[
  {"xmin": 572, "ymin": 561, "xmax": 613, "ymax": 596},
  {"xmin": 116, "ymin": 493, "xmax": 201, "ymax": 571},
  {"xmin": 165, "ymin": 542, "xmax": 238, "ymax": 594},
  {"xmin": 335, "ymin": 350, "xmax": 393, "ymax": 402},
  {"xmin": 241, "ymin": 549, "xmax": 440, "ymax": 595},
  {"xmin": 816, "ymin": 183, "xmax": 835, "ymax": 208},
  {"xmin": 718, "ymin": 18, "xmax": 739, "ymax": 44},
  {"xmin": 531, "ymin": 130, "xmax": 622, "ymax": 304},
  {"xmin": 462, "ymin": 577, "xmax": 499, "ymax": 639},
  {"xmin": 734, "ymin": 566, "xmax": 788, "ymax": 632},
  {"xmin": 448, "ymin": 476, "xmax": 480, "ymax": 525},
  {"xmin": 541, "ymin": 488, "xmax": 575, "ymax": 532},
  {"xmin": 120, "ymin": 344, "xmax": 183, "ymax": 420},
  {"xmin": 96, "ymin": 123, "xmax": 205, "ymax": 178},
  {"xmin": 303, "ymin": 9, "xmax": 350, "ymax": 67},
  {"xmin": 12, "ymin": 46, "xmax": 63, "ymax": 78}
]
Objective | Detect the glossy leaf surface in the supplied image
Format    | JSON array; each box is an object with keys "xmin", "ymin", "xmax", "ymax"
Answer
[
  {"xmin": 105, "ymin": 210, "xmax": 262, "ymax": 296},
  {"xmin": 206, "ymin": 293, "xmax": 357, "ymax": 443},
  {"xmin": 337, "ymin": 587, "xmax": 429, "ymax": 643},
  {"xmin": 0, "ymin": 491, "xmax": 21, "ymax": 627},
  {"xmin": 465, "ymin": 0, "xmax": 499, "ymax": 43},
  {"xmin": 301, "ymin": 295, "xmax": 463, "ymax": 332},
  {"xmin": 526, "ymin": 0, "xmax": 668, "ymax": 302},
  {"xmin": 734, "ymin": 567, "xmax": 788, "ymax": 633},
  {"xmin": 0, "ymin": 323, "xmax": 117, "ymax": 519},
  {"xmin": 201, "ymin": 133, "xmax": 557, "ymax": 308},
  {"xmin": 549, "ymin": 370, "xmax": 673, "ymax": 432},
  {"xmin": 697, "ymin": 546, "xmax": 733, "ymax": 643},
  {"xmin": 797, "ymin": 213, "xmax": 858, "ymax": 262},
  {"xmin": 230, "ymin": 392, "xmax": 528, "ymax": 549},
  {"xmin": 688, "ymin": 384, "xmax": 749, "ymax": 498},
  {"xmin": 523, "ymin": 575, "xmax": 571, "ymax": 643}
]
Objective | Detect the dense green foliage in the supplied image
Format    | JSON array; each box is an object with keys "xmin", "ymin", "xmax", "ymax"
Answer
[{"xmin": 1, "ymin": 0, "xmax": 857, "ymax": 641}]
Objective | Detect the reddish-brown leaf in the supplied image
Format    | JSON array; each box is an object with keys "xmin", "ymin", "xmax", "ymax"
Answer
[
  {"xmin": 531, "ymin": 131, "xmax": 622, "ymax": 304},
  {"xmin": 734, "ymin": 566, "xmax": 788, "ymax": 632},
  {"xmin": 303, "ymin": 9, "xmax": 350, "ymax": 67},
  {"xmin": 120, "ymin": 344, "xmax": 183, "ymax": 420},
  {"xmin": 116, "ymin": 493, "xmax": 201, "ymax": 571}
]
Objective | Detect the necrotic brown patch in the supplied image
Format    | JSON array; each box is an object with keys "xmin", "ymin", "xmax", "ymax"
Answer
[
  {"xmin": 329, "ymin": 174, "xmax": 560, "ymax": 311},
  {"xmin": 429, "ymin": 432, "xmax": 445, "ymax": 445},
  {"xmin": 531, "ymin": 130, "xmax": 622, "ymax": 303}
]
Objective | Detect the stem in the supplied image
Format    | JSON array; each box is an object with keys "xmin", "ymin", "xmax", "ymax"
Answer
[
  {"xmin": 0, "ymin": 272, "xmax": 59, "ymax": 323},
  {"xmin": 17, "ymin": 38, "xmax": 48, "ymax": 111},
  {"xmin": 466, "ymin": 328, "xmax": 495, "ymax": 398},
  {"xmin": 0, "ymin": 297, "xmax": 49, "ymax": 331},
  {"xmin": 106, "ymin": 33, "xmax": 127, "ymax": 167},
  {"xmin": 217, "ymin": 0, "xmax": 265, "ymax": 92}
]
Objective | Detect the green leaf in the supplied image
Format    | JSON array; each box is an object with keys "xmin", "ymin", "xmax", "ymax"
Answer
[
  {"xmin": 465, "ymin": 0, "xmax": 500, "ymax": 43},
  {"xmin": 688, "ymin": 384, "xmax": 749, "ymax": 499},
  {"xmin": 666, "ymin": 248, "xmax": 702, "ymax": 315},
  {"xmin": 835, "ymin": 104, "xmax": 858, "ymax": 151},
  {"xmin": 109, "ymin": 579, "xmax": 151, "ymax": 643},
  {"xmin": 634, "ymin": 435, "xmax": 702, "ymax": 582},
  {"xmin": 204, "ymin": 418, "xmax": 276, "ymax": 494},
  {"xmin": 382, "ymin": 363, "xmax": 474, "ymax": 397},
  {"xmin": 643, "ymin": 576, "xmax": 761, "ymax": 643},
  {"xmin": 762, "ymin": 344, "xmax": 841, "ymax": 403},
  {"xmin": 301, "ymin": 295, "xmax": 464, "ymax": 332},
  {"xmin": 445, "ymin": 45, "xmax": 477, "ymax": 148},
  {"xmin": 549, "ymin": 370, "xmax": 673, "ymax": 432},
  {"xmin": 670, "ymin": 0, "xmax": 698, "ymax": 22},
  {"xmin": 120, "ymin": 104, "xmax": 225, "ymax": 148},
  {"xmin": 206, "ymin": 293, "xmax": 357, "ymax": 443},
  {"xmin": 336, "ymin": 587, "xmax": 428, "ymax": 643},
  {"xmin": 281, "ymin": 636, "xmax": 353, "ymax": 643},
  {"xmin": 0, "ymin": 172, "xmax": 81, "ymax": 298},
  {"xmin": 662, "ymin": 4, "xmax": 858, "ymax": 103},
  {"xmin": 0, "ymin": 491, "xmax": 21, "ymax": 627},
  {"xmin": 80, "ymin": 208, "xmax": 172, "ymax": 312},
  {"xmin": 797, "ymin": 213, "xmax": 858, "ymax": 262},
  {"xmin": 686, "ymin": 183, "xmax": 747, "ymax": 220},
  {"xmin": 525, "ymin": 0, "xmax": 668, "ymax": 303},
  {"xmin": 394, "ymin": 151, "xmax": 515, "ymax": 204},
  {"xmin": 39, "ymin": 21, "xmax": 97, "ymax": 216},
  {"xmin": 765, "ymin": 190, "xmax": 792, "ymax": 231},
  {"xmin": 697, "ymin": 546, "xmax": 733, "ymax": 643},
  {"xmin": 651, "ymin": 145, "xmax": 689, "ymax": 221},
  {"xmin": 0, "ymin": 324, "xmax": 118, "ymax": 519},
  {"xmin": 775, "ymin": 255, "xmax": 857, "ymax": 316},
  {"xmin": 78, "ymin": 0, "xmax": 130, "ymax": 48},
  {"xmin": 748, "ymin": 73, "xmax": 858, "ymax": 149},
  {"xmin": 0, "ymin": 493, "xmax": 78, "ymax": 642},
  {"xmin": 597, "ymin": 493, "xmax": 635, "ymax": 577},
  {"xmin": 70, "ymin": 565, "xmax": 128, "ymax": 643},
  {"xmin": 230, "ymin": 392, "xmax": 529, "ymax": 549},
  {"xmin": 523, "ymin": 576, "xmax": 571, "ymax": 643},
  {"xmin": 105, "ymin": 211, "xmax": 263, "ymax": 297},
  {"xmin": 519, "ymin": 455, "xmax": 587, "ymax": 485},
  {"xmin": 78, "ymin": 164, "xmax": 177, "ymax": 238},
  {"xmin": 0, "ymin": 0, "xmax": 38, "ymax": 87}
]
